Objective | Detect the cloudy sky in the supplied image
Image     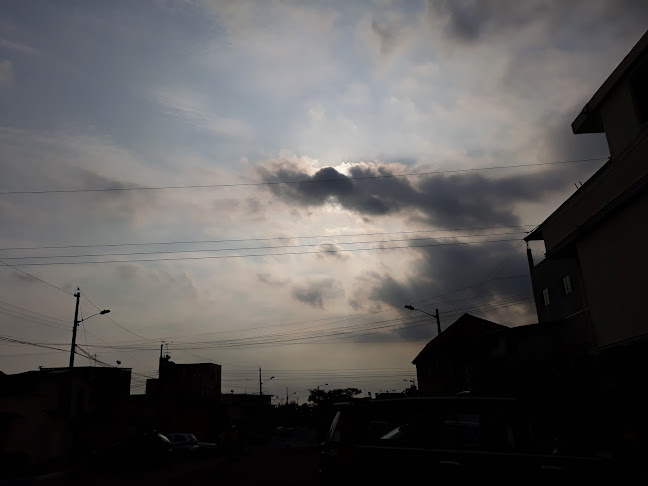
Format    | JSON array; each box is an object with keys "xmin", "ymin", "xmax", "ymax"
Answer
[{"xmin": 1, "ymin": 0, "xmax": 646, "ymax": 401}]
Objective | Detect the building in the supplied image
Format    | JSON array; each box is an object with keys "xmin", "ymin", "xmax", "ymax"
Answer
[
  {"xmin": 412, "ymin": 310, "xmax": 597, "ymax": 399},
  {"xmin": 522, "ymin": 31, "xmax": 648, "ymax": 463},
  {"xmin": 0, "ymin": 366, "xmax": 131, "ymax": 473},
  {"xmin": 138, "ymin": 354, "xmax": 236, "ymax": 443},
  {"xmin": 525, "ymin": 29, "xmax": 648, "ymax": 348},
  {"xmin": 412, "ymin": 313, "xmax": 507, "ymax": 396},
  {"xmin": 145, "ymin": 354, "xmax": 221, "ymax": 399}
]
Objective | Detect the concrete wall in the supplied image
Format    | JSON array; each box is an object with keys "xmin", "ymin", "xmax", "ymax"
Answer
[
  {"xmin": 576, "ymin": 189, "xmax": 648, "ymax": 346},
  {"xmin": 536, "ymin": 71, "xmax": 648, "ymax": 347},
  {"xmin": 530, "ymin": 257, "xmax": 588, "ymax": 323},
  {"xmin": 541, "ymin": 82, "xmax": 648, "ymax": 255},
  {"xmin": 600, "ymin": 78, "xmax": 644, "ymax": 158}
]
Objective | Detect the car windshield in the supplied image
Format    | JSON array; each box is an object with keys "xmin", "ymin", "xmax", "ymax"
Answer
[{"xmin": 380, "ymin": 425, "xmax": 406, "ymax": 440}]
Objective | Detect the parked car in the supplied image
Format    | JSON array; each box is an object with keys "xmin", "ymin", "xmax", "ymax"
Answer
[
  {"xmin": 94, "ymin": 431, "xmax": 173, "ymax": 471},
  {"xmin": 166, "ymin": 433, "xmax": 200, "ymax": 453},
  {"xmin": 320, "ymin": 397, "xmax": 615, "ymax": 485}
]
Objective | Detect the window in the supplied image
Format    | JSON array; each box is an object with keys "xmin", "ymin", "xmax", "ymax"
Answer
[
  {"xmin": 542, "ymin": 288, "xmax": 550, "ymax": 306},
  {"xmin": 562, "ymin": 275, "xmax": 572, "ymax": 295}
]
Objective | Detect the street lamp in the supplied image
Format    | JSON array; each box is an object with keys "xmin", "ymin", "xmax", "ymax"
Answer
[
  {"xmin": 404, "ymin": 304, "xmax": 441, "ymax": 336},
  {"xmin": 69, "ymin": 288, "xmax": 110, "ymax": 369},
  {"xmin": 259, "ymin": 370, "xmax": 274, "ymax": 396}
]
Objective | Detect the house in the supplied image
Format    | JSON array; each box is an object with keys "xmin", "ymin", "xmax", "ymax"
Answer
[
  {"xmin": 412, "ymin": 310, "xmax": 598, "ymax": 399},
  {"xmin": 525, "ymin": 29, "xmax": 648, "ymax": 348},
  {"xmin": 0, "ymin": 366, "xmax": 131, "ymax": 473},
  {"xmin": 412, "ymin": 313, "xmax": 507, "ymax": 396}
]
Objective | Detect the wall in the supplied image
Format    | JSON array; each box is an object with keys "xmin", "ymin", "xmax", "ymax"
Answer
[
  {"xmin": 576, "ymin": 189, "xmax": 648, "ymax": 346},
  {"xmin": 600, "ymin": 78, "xmax": 644, "ymax": 158},
  {"xmin": 530, "ymin": 257, "xmax": 588, "ymax": 323},
  {"xmin": 541, "ymin": 90, "xmax": 648, "ymax": 255}
]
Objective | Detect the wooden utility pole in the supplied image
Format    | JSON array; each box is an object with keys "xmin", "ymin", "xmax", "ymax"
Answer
[{"xmin": 69, "ymin": 288, "xmax": 81, "ymax": 369}]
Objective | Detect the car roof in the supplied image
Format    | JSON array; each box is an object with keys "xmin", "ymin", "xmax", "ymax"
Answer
[{"xmin": 334, "ymin": 396, "xmax": 516, "ymax": 407}]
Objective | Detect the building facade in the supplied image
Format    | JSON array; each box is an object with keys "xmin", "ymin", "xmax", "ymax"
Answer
[
  {"xmin": 0, "ymin": 366, "xmax": 131, "ymax": 472},
  {"xmin": 525, "ymin": 29, "xmax": 648, "ymax": 347}
]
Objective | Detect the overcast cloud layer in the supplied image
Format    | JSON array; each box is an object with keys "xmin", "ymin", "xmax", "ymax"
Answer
[{"xmin": 1, "ymin": 0, "xmax": 646, "ymax": 401}]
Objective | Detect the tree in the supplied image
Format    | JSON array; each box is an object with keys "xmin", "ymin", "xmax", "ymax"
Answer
[
  {"xmin": 307, "ymin": 388, "xmax": 363, "ymax": 441},
  {"xmin": 307, "ymin": 387, "xmax": 362, "ymax": 407}
]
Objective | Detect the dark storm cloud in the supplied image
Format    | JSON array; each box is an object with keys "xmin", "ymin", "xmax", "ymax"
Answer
[
  {"xmin": 316, "ymin": 242, "xmax": 349, "ymax": 261},
  {"xmin": 428, "ymin": 0, "xmax": 648, "ymax": 44},
  {"xmin": 349, "ymin": 238, "xmax": 536, "ymax": 342},
  {"xmin": 428, "ymin": 0, "xmax": 545, "ymax": 42},
  {"xmin": 257, "ymin": 160, "xmax": 594, "ymax": 228},
  {"xmin": 292, "ymin": 277, "xmax": 345, "ymax": 309}
]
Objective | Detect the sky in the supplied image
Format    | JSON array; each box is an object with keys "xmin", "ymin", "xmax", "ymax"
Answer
[{"xmin": 1, "ymin": 0, "xmax": 647, "ymax": 402}]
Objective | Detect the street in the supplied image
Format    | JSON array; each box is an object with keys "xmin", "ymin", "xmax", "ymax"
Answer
[{"xmin": 37, "ymin": 431, "xmax": 323, "ymax": 486}]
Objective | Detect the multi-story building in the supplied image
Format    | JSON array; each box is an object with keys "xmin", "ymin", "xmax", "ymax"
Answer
[{"xmin": 525, "ymin": 29, "xmax": 648, "ymax": 348}]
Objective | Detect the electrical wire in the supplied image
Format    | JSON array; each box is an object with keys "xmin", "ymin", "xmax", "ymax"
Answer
[
  {"xmin": 0, "ymin": 308, "xmax": 71, "ymax": 332},
  {"xmin": 0, "ymin": 299, "xmax": 70, "ymax": 326},
  {"xmin": 0, "ymin": 231, "xmax": 529, "ymax": 261},
  {"xmin": 0, "ymin": 225, "xmax": 537, "ymax": 251},
  {"xmin": 0, "ymin": 157, "xmax": 608, "ymax": 195},
  {"xmin": 6, "ymin": 237, "xmax": 525, "ymax": 266},
  {"xmin": 80, "ymin": 290, "xmax": 152, "ymax": 341},
  {"xmin": 0, "ymin": 259, "xmax": 73, "ymax": 295}
]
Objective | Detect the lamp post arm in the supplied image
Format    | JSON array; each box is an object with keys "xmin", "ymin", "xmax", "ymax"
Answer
[{"xmin": 404, "ymin": 305, "xmax": 441, "ymax": 336}]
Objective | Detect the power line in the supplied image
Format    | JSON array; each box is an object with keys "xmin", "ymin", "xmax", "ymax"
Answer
[
  {"xmin": 0, "ymin": 300, "xmax": 70, "ymax": 328},
  {"xmin": 407, "ymin": 274, "xmax": 529, "ymax": 307},
  {"xmin": 6, "ymin": 237, "xmax": 525, "ymax": 266},
  {"xmin": 80, "ymin": 290, "xmax": 153, "ymax": 341},
  {"xmin": 0, "ymin": 259, "xmax": 73, "ymax": 295},
  {"xmin": 0, "ymin": 225, "xmax": 537, "ymax": 251},
  {"xmin": 0, "ymin": 157, "xmax": 608, "ymax": 195},
  {"xmin": 0, "ymin": 307, "xmax": 70, "ymax": 332},
  {"xmin": 27, "ymin": 279, "xmax": 530, "ymax": 350},
  {"xmin": 0, "ymin": 231, "xmax": 529, "ymax": 261}
]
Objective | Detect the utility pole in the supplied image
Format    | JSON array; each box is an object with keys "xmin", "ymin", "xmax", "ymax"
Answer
[
  {"xmin": 404, "ymin": 305, "xmax": 441, "ymax": 336},
  {"xmin": 432, "ymin": 308, "xmax": 441, "ymax": 336},
  {"xmin": 286, "ymin": 386, "xmax": 288, "ymax": 405},
  {"xmin": 259, "ymin": 366, "xmax": 262, "ymax": 396},
  {"xmin": 69, "ymin": 288, "xmax": 81, "ymax": 369}
]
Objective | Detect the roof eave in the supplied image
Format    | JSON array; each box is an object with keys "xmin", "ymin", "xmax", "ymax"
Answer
[
  {"xmin": 571, "ymin": 30, "xmax": 648, "ymax": 134},
  {"xmin": 571, "ymin": 104, "xmax": 605, "ymax": 134}
]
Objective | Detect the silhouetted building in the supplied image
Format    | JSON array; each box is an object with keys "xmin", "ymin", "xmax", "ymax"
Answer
[
  {"xmin": 412, "ymin": 313, "xmax": 507, "ymax": 396},
  {"xmin": 525, "ymin": 29, "xmax": 648, "ymax": 348},
  {"xmin": 145, "ymin": 355, "xmax": 221, "ymax": 399},
  {"xmin": 412, "ymin": 312, "xmax": 597, "ymax": 398},
  {"xmin": 0, "ymin": 366, "xmax": 131, "ymax": 472}
]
